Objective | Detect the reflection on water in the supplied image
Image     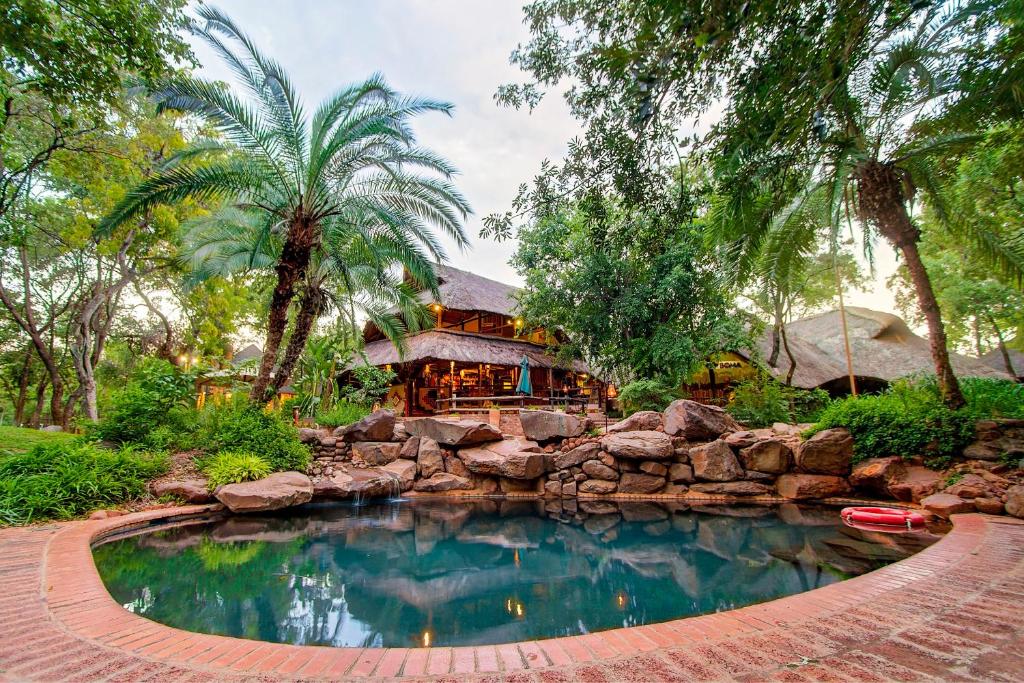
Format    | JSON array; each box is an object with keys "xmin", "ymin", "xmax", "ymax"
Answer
[{"xmin": 92, "ymin": 500, "xmax": 940, "ymax": 647}]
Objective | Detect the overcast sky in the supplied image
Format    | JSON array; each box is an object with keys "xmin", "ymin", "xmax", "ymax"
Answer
[{"xmin": 189, "ymin": 0, "xmax": 903, "ymax": 317}]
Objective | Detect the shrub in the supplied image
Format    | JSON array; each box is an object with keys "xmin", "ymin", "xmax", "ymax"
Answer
[
  {"xmin": 0, "ymin": 441, "xmax": 169, "ymax": 526},
  {"xmin": 727, "ymin": 376, "xmax": 831, "ymax": 427},
  {"xmin": 201, "ymin": 451, "xmax": 273, "ymax": 489},
  {"xmin": 193, "ymin": 402, "xmax": 310, "ymax": 472},
  {"xmin": 316, "ymin": 401, "xmax": 371, "ymax": 428},
  {"xmin": 808, "ymin": 377, "xmax": 975, "ymax": 463},
  {"xmin": 340, "ymin": 364, "xmax": 396, "ymax": 405},
  {"xmin": 92, "ymin": 359, "xmax": 196, "ymax": 447},
  {"xmin": 959, "ymin": 377, "xmax": 1024, "ymax": 419},
  {"xmin": 618, "ymin": 378, "xmax": 678, "ymax": 414}
]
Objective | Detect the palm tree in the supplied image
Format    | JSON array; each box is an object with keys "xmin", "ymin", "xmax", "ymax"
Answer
[
  {"xmin": 100, "ymin": 6, "xmax": 470, "ymax": 402},
  {"xmin": 712, "ymin": 4, "xmax": 1024, "ymax": 408},
  {"xmin": 184, "ymin": 205, "xmax": 434, "ymax": 395}
]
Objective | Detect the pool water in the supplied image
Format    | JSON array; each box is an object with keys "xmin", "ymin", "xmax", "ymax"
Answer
[{"xmin": 92, "ymin": 500, "xmax": 939, "ymax": 648}]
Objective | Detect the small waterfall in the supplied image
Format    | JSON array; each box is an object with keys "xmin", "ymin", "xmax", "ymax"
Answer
[
  {"xmin": 351, "ymin": 470, "xmax": 405, "ymax": 507},
  {"xmin": 381, "ymin": 470, "xmax": 405, "ymax": 502}
]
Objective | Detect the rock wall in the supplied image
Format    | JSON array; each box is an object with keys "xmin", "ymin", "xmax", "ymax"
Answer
[
  {"xmin": 294, "ymin": 403, "xmax": 1022, "ymax": 520},
  {"xmin": 152, "ymin": 402, "xmax": 1015, "ymax": 520}
]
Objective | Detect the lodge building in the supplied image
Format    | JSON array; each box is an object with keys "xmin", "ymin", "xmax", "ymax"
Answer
[{"xmin": 357, "ymin": 265, "xmax": 607, "ymax": 416}]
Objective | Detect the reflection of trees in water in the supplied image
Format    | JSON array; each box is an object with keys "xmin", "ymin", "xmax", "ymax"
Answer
[{"xmin": 92, "ymin": 501, "xmax": 940, "ymax": 647}]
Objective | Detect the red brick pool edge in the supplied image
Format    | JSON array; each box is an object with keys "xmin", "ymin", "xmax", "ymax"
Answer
[{"xmin": 1, "ymin": 508, "xmax": 1022, "ymax": 682}]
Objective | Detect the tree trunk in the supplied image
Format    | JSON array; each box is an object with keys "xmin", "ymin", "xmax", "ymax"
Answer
[
  {"xmin": 251, "ymin": 216, "xmax": 316, "ymax": 404},
  {"xmin": 768, "ymin": 292, "xmax": 783, "ymax": 367},
  {"xmin": 781, "ymin": 323, "xmax": 797, "ymax": 386},
  {"xmin": 855, "ymin": 160, "xmax": 965, "ymax": 409},
  {"xmin": 13, "ymin": 351, "xmax": 31, "ymax": 425},
  {"xmin": 29, "ymin": 376, "xmax": 47, "ymax": 428},
  {"xmin": 988, "ymin": 315, "xmax": 1017, "ymax": 378},
  {"xmin": 270, "ymin": 287, "xmax": 323, "ymax": 394}
]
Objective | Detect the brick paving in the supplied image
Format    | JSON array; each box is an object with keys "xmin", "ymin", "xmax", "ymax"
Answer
[{"xmin": 1, "ymin": 507, "xmax": 1022, "ymax": 682}]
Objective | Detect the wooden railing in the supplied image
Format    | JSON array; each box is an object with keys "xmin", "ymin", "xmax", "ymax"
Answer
[{"xmin": 436, "ymin": 394, "xmax": 590, "ymax": 413}]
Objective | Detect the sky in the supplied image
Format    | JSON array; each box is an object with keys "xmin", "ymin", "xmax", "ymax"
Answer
[{"xmin": 188, "ymin": 0, "xmax": 904, "ymax": 318}]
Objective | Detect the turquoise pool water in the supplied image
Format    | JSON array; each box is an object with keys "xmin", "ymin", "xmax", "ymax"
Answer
[{"xmin": 92, "ymin": 500, "xmax": 938, "ymax": 647}]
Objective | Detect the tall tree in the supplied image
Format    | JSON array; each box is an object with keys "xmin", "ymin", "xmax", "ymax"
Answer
[
  {"xmin": 101, "ymin": 7, "xmax": 470, "ymax": 403},
  {"xmin": 512, "ymin": 180, "xmax": 746, "ymax": 385},
  {"xmin": 0, "ymin": 95, "xmax": 197, "ymax": 424},
  {"xmin": 497, "ymin": 0, "xmax": 1024, "ymax": 408}
]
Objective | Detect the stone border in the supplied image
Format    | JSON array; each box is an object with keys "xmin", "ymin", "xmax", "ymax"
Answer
[{"xmin": 31, "ymin": 505, "xmax": 1022, "ymax": 680}]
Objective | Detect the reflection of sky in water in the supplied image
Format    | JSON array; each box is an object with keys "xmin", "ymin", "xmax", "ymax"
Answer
[{"xmin": 92, "ymin": 501, "xmax": 940, "ymax": 647}]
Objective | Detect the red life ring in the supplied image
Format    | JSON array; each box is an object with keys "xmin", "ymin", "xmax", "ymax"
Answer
[{"xmin": 841, "ymin": 506, "xmax": 926, "ymax": 531}]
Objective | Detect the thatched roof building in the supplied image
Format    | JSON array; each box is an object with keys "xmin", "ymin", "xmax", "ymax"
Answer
[
  {"xmin": 743, "ymin": 307, "xmax": 1013, "ymax": 392},
  {"xmin": 360, "ymin": 328, "xmax": 590, "ymax": 373},
  {"xmin": 357, "ymin": 264, "xmax": 601, "ymax": 415}
]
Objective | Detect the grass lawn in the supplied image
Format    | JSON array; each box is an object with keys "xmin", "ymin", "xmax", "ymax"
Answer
[{"xmin": 0, "ymin": 425, "xmax": 76, "ymax": 455}]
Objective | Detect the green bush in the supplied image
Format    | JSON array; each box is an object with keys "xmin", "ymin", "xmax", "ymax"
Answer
[
  {"xmin": 340, "ymin": 364, "xmax": 396, "ymax": 404},
  {"xmin": 92, "ymin": 359, "xmax": 196, "ymax": 447},
  {"xmin": 201, "ymin": 451, "xmax": 273, "ymax": 489},
  {"xmin": 727, "ymin": 376, "xmax": 831, "ymax": 427},
  {"xmin": 959, "ymin": 377, "xmax": 1024, "ymax": 419},
  {"xmin": 618, "ymin": 378, "xmax": 678, "ymax": 414},
  {"xmin": 808, "ymin": 377, "xmax": 976, "ymax": 463},
  {"xmin": 0, "ymin": 441, "xmax": 169, "ymax": 525},
  {"xmin": 316, "ymin": 401, "xmax": 371, "ymax": 428},
  {"xmin": 193, "ymin": 402, "xmax": 310, "ymax": 472}
]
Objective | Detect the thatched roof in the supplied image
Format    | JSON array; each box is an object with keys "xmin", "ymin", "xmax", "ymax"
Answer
[
  {"xmin": 232, "ymin": 343, "xmax": 263, "ymax": 365},
  {"xmin": 358, "ymin": 328, "xmax": 592, "ymax": 374},
  {"xmin": 413, "ymin": 264, "xmax": 520, "ymax": 316},
  {"xmin": 742, "ymin": 307, "xmax": 1013, "ymax": 389},
  {"xmin": 980, "ymin": 346, "xmax": 1024, "ymax": 378}
]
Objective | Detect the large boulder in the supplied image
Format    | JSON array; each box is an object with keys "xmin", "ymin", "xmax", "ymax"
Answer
[
  {"xmin": 405, "ymin": 418, "xmax": 502, "ymax": 446},
  {"xmin": 738, "ymin": 439, "xmax": 793, "ymax": 474},
  {"xmin": 776, "ymin": 474, "xmax": 851, "ymax": 500},
  {"xmin": 796, "ymin": 428, "xmax": 854, "ymax": 475},
  {"xmin": 298, "ymin": 428, "xmax": 321, "ymax": 444},
  {"xmin": 617, "ymin": 472, "xmax": 666, "ymax": 494},
  {"xmin": 340, "ymin": 409, "xmax": 396, "ymax": 442},
  {"xmin": 607, "ymin": 411, "xmax": 663, "ymax": 433},
  {"xmin": 413, "ymin": 472, "xmax": 474, "ymax": 492},
  {"xmin": 216, "ymin": 472, "xmax": 313, "ymax": 513},
  {"xmin": 315, "ymin": 468, "xmax": 399, "ymax": 499},
  {"xmin": 921, "ymin": 493, "xmax": 975, "ymax": 518},
  {"xmin": 151, "ymin": 479, "xmax": 214, "ymax": 504},
  {"xmin": 849, "ymin": 456, "xmax": 905, "ymax": 496},
  {"xmin": 943, "ymin": 474, "xmax": 993, "ymax": 500},
  {"xmin": 689, "ymin": 440, "xmax": 743, "ymax": 482},
  {"xmin": 400, "ymin": 436, "xmax": 420, "ymax": 460},
  {"xmin": 582, "ymin": 460, "xmax": 619, "ymax": 481},
  {"xmin": 578, "ymin": 479, "xmax": 618, "ymax": 494},
  {"xmin": 689, "ymin": 481, "xmax": 772, "ymax": 496},
  {"xmin": 553, "ymin": 442, "xmax": 602, "ymax": 470},
  {"xmin": 1004, "ymin": 485, "xmax": 1024, "ymax": 519},
  {"xmin": 668, "ymin": 463, "xmax": 694, "ymax": 483},
  {"xmin": 351, "ymin": 441, "xmax": 403, "ymax": 466},
  {"xmin": 457, "ymin": 439, "xmax": 545, "ymax": 480},
  {"xmin": 381, "ymin": 459, "xmax": 417, "ymax": 492},
  {"xmin": 416, "ymin": 437, "xmax": 445, "ymax": 478},
  {"xmin": 887, "ymin": 465, "xmax": 943, "ymax": 503},
  {"xmin": 518, "ymin": 410, "xmax": 585, "ymax": 442},
  {"xmin": 663, "ymin": 400, "xmax": 737, "ymax": 440},
  {"xmin": 602, "ymin": 431, "xmax": 674, "ymax": 460}
]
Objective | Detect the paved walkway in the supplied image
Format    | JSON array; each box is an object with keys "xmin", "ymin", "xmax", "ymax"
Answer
[{"xmin": 1, "ymin": 508, "xmax": 1022, "ymax": 682}]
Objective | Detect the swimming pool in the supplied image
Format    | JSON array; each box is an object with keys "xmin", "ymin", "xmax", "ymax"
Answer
[{"xmin": 92, "ymin": 500, "xmax": 939, "ymax": 648}]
